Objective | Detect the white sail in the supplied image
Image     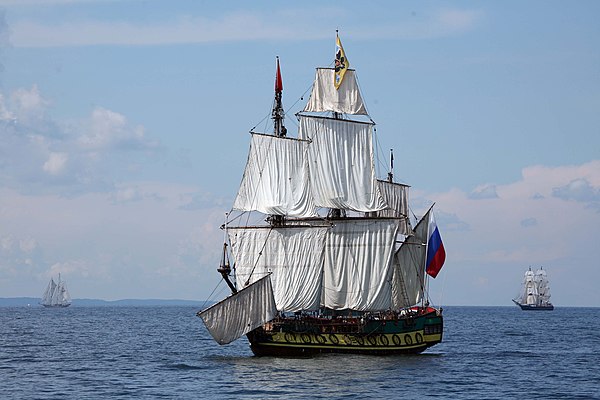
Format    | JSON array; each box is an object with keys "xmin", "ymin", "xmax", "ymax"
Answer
[
  {"xmin": 534, "ymin": 268, "xmax": 551, "ymax": 303},
  {"xmin": 233, "ymin": 134, "xmax": 317, "ymax": 218},
  {"xmin": 198, "ymin": 275, "xmax": 277, "ymax": 345},
  {"xmin": 41, "ymin": 278, "xmax": 56, "ymax": 306},
  {"xmin": 299, "ymin": 115, "xmax": 387, "ymax": 212},
  {"xmin": 391, "ymin": 210, "xmax": 430, "ymax": 309},
  {"xmin": 524, "ymin": 269, "xmax": 537, "ymax": 305},
  {"xmin": 303, "ymin": 68, "xmax": 368, "ymax": 115},
  {"xmin": 321, "ymin": 219, "xmax": 399, "ymax": 311},
  {"xmin": 60, "ymin": 281, "xmax": 72, "ymax": 305},
  {"xmin": 228, "ymin": 226, "xmax": 328, "ymax": 312},
  {"xmin": 377, "ymin": 180, "xmax": 410, "ymax": 235}
]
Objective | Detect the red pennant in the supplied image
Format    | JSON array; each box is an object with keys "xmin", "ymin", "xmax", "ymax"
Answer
[{"xmin": 275, "ymin": 58, "xmax": 283, "ymax": 93}]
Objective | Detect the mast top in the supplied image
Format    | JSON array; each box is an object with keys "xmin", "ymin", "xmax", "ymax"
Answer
[{"xmin": 272, "ymin": 57, "xmax": 286, "ymax": 137}]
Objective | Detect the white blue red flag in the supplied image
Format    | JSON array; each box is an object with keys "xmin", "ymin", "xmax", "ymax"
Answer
[{"xmin": 426, "ymin": 212, "xmax": 446, "ymax": 278}]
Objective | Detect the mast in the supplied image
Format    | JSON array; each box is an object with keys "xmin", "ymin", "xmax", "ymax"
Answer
[
  {"xmin": 272, "ymin": 56, "xmax": 286, "ymax": 138},
  {"xmin": 270, "ymin": 57, "xmax": 287, "ymax": 227},
  {"xmin": 388, "ymin": 149, "xmax": 394, "ymax": 183},
  {"xmin": 330, "ymin": 31, "xmax": 347, "ymax": 219}
]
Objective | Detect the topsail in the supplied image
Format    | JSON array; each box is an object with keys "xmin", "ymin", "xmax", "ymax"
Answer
[{"xmin": 304, "ymin": 68, "xmax": 368, "ymax": 115}]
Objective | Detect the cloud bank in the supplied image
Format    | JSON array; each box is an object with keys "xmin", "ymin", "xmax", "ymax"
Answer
[{"xmin": 2, "ymin": 6, "xmax": 483, "ymax": 47}]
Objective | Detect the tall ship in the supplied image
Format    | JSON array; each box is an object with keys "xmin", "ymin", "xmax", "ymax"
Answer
[
  {"xmin": 41, "ymin": 273, "xmax": 72, "ymax": 308},
  {"xmin": 198, "ymin": 35, "xmax": 446, "ymax": 356},
  {"xmin": 513, "ymin": 267, "xmax": 554, "ymax": 310}
]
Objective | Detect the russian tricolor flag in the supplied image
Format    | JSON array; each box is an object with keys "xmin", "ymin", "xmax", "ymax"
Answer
[{"xmin": 426, "ymin": 213, "xmax": 446, "ymax": 278}]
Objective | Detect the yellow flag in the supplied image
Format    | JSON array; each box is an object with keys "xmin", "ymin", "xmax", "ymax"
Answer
[{"xmin": 334, "ymin": 34, "xmax": 349, "ymax": 89}]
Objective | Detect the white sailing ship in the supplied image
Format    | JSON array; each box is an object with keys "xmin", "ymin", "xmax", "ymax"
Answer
[
  {"xmin": 41, "ymin": 274, "xmax": 72, "ymax": 308},
  {"xmin": 513, "ymin": 267, "xmax": 554, "ymax": 310}
]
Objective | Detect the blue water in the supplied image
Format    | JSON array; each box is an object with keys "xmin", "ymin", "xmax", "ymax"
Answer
[{"xmin": 1, "ymin": 306, "xmax": 599, "ymax": 399}]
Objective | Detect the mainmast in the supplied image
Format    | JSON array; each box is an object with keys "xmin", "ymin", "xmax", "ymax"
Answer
[{"xmin": 329, "ymin": 32, "xmax": 350, "ymax": 220}]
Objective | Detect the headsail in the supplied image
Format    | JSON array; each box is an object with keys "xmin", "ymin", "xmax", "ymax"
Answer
[
  {"xmin": 41, "ymin": 278, "xmax": 57, "ymax": 306},
  {"xmin": 198, "ymin": 274, "xmax": 277, "ymax": 345}
]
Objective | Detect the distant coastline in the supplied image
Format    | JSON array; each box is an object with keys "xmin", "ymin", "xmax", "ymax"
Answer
[{"xmin": 0, "ymin": 297, "xmax": 209, "ymax": 307}]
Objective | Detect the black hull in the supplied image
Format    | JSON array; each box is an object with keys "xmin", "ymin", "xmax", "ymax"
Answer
[
  {"xmin": 247, "ymin": 307, "xmax": 443, "ymax": 357},
  {"xmin": 512, "ymin": 300, "xmax": 554, "ymax": 311}
]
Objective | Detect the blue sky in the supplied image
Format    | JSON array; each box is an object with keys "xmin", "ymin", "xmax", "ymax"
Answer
[{"xmin": 0, "ymin": 1, "xmax": 598, "ymax": 306}]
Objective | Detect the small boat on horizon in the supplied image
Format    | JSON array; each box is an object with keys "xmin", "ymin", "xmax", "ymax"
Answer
[
  {"xmin": 40, "ymin": 273, "xmax": 72, "ymax": 308},
  {"xmin": 513, "ymin": 267, "xmax": 554, "ymax": 310}
]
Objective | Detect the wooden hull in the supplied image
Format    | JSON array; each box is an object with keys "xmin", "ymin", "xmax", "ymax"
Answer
[
  {"xmin": 247, "ymin": 307, "xmax": 443, "ymax": 356},
  {"xmin": 512, "ymin": 300, "xmax": 554, "ymax": 311}
]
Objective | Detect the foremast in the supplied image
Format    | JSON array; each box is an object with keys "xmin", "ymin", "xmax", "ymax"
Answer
[{"xmin": 269, "ymin": 57, "xmax": 287, "ymax": 228}]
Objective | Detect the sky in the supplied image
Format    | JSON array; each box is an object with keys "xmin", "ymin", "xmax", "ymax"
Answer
[{"xmin": 0, "ymin": 0, "xmax": 598, "ymax": 306}]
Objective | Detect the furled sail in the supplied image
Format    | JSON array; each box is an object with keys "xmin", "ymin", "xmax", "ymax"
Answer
[
  {"xmin": 228, "ymin": 226, "xmax": 328, "ymax": 312},
  {"xmin": 233, "ymin": 133, "xmax": 317, "ymax": 218},
  {"xmin": 303, "ymin": 68, "xmax": 368, "ymax": 115},
  {"xmin": 198, "ymin": 274, "xmax": 277, "ymax": 345},
  {"xmin": 391, "ymin": 209, "xmax": 430, "ymax": 309},
  {"xmin": 321, "ymin": 219, "xmax": 399, "ymax": 311},
  {"xmin": 377, "ymin": 180, "xmax": 410, "ymax": 234},
  {"xmin": 299, "ymin": 116, "xmax": 387, "ymax": 212}
]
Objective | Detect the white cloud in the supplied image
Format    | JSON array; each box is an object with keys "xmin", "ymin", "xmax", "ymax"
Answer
[
  {"xmin": 552, "ymin": 178, "xmax": 600, "ymax": 203},
  {"xmin": 0, "ymin": 86, "xmax": 160, "ymax": 194},
  {"xmin": 5, "ymin": 7, "xmax": 483, "ymax": 48},
  {"xmin": 0, "ymin": 94, "xmax": 17, "ymax": 123},
  {"xmin": 42, "ymin": 152, "xmax": 68, "ymax": 175},
  {"xmin": 435, "ymin": 9, "xmax": 482, "ymax": 32},
  {"xmin": 468, "ymin": 184, "xmax": 498, "ymax": 199},
  {"xmin": 79, "ymin": 107, "xmax": 155, "ymax": 151}
]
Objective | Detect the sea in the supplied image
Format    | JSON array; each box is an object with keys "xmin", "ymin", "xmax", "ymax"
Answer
[{"xmin": 1, "ymin": 306, "xmax": 599, "ymax": 399}]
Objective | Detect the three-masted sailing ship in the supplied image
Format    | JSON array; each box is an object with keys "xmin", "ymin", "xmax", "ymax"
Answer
[
  {"xmin": 513, "ymin": 267, "xmax": 554, "ymax": 310},
  {"xmin": 41, "ymin": 273, "xmax": 72, "ymax": 308},
  {"xmin": 198, "ymin": 35, "xmax": 446, "ymax": 356}
]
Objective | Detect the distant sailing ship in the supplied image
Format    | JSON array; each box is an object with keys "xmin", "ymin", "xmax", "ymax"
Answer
[
  {"xmin": 513, "ymin": 267, "xmax": 554, "ymax": 310},
  {"xmin": 41, "ymin": 273, "xmax": 72, "ymax": 308},
  {"xmin": 198, "ymin": 34, "xmax": 446, "ymax": 356}
]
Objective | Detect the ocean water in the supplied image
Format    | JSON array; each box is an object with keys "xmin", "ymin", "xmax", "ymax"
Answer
[{"xmin": 1, "ymin": 306, "xmax": 599, "ymax": 399}]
